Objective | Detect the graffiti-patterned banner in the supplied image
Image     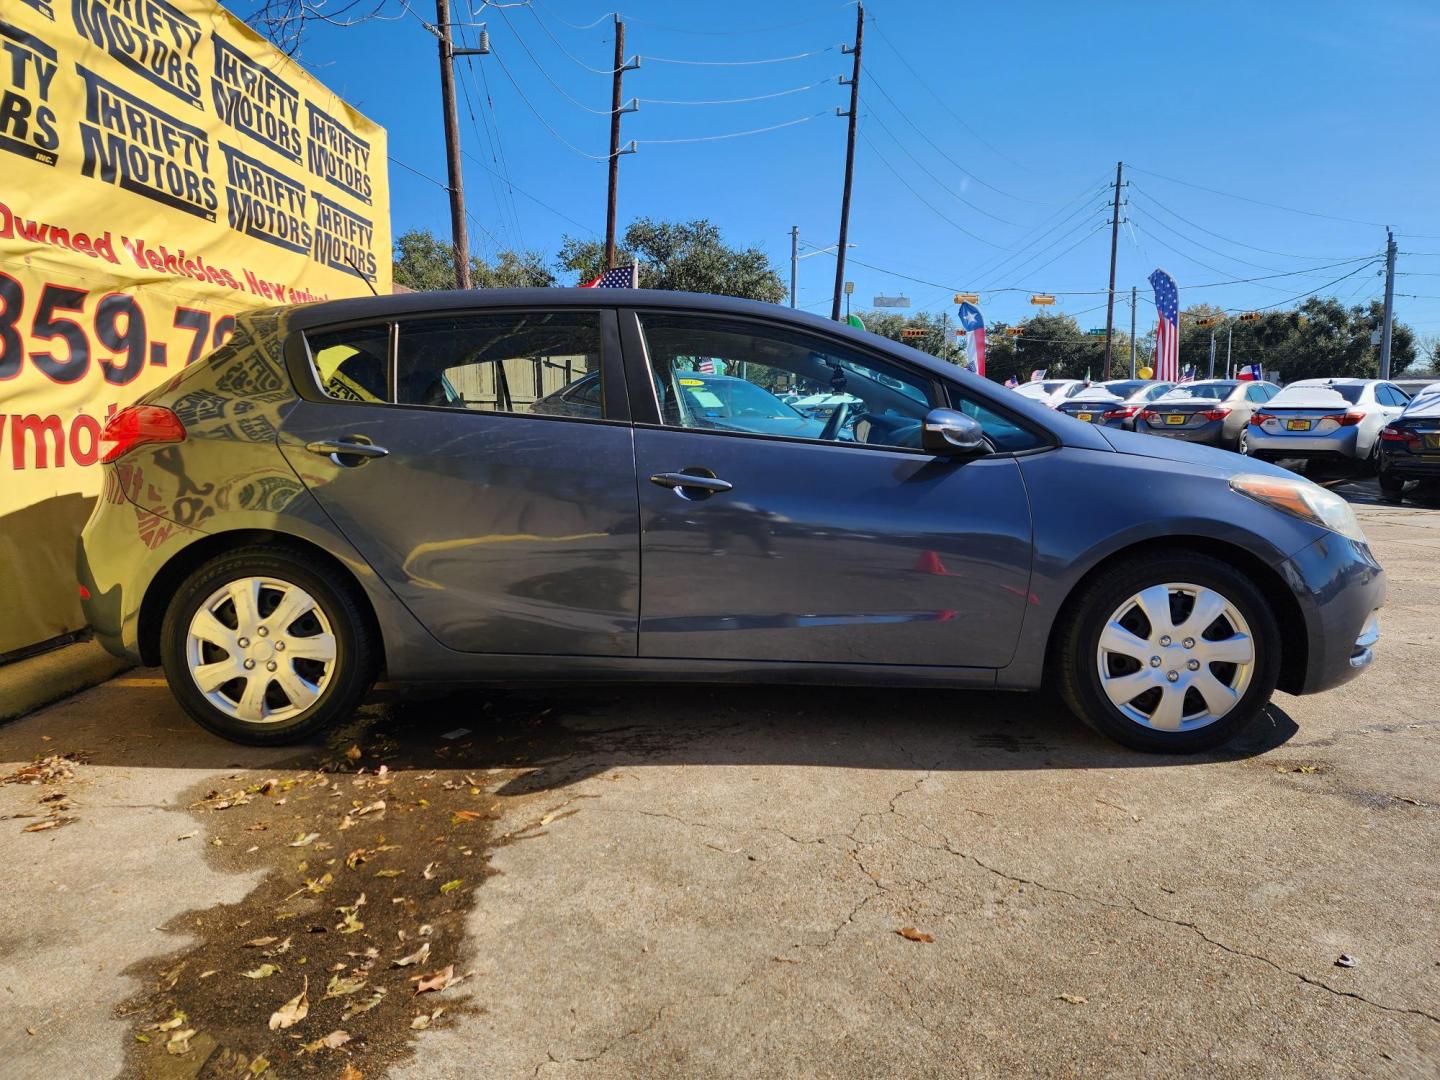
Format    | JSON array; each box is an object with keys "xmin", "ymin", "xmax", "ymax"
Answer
[{"xmin": 0, "ymin": 0, "xmax": 390, "ymax": 653}]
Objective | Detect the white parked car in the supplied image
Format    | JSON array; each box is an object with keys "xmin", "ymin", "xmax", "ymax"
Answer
[
  {"xmin": 1012, "ymin": 379, "xmax": 1088, "ymax": 408},
  {"xmin": 1244, "ymin": 378, "xmax": 1411, "ymax": 468}
]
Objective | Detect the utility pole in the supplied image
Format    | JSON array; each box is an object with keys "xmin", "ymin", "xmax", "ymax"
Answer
[
  {"xmin": 1125, "ymin": 288, "xmax": 1138, "ymax": 378},
  {"xmin": 830, "ymin": 2, "xmax": 863, "ymax": 322},
  {"xmin": 436, "ymin": 0, "xmax": 471, "ymax": 289},
  {"xmin": 1225, "ymin": 324, "xmax": 1233, "ymax": 378},
  {"xmin": 1379, "ymin": 227, "xmax": 1397, "ymax": 379},
  {"xmin": 790, "ymin": 226, "xmax": 799, "ymax": 308},
  {"xmin": 603, "ymin": 18, "xmax": 639, "ymax": 269},
  {"xmin": 1102, "ymin": 160, "xmax": 1124, "ymax": 380},
  {"xmin": 1208, "ymin": 331, "xmax": 1217, "ymax": 379}
]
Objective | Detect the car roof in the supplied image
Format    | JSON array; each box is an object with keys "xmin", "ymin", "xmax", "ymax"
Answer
[
  {"xmin": 1290, "ymin": 377, "xmax": 1373, "ymax": 386},
  {"xmin": 265, "ymin": 287, "xmax": 981, "ymax": 388}
]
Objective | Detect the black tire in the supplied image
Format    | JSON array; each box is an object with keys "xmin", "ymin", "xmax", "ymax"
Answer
[
  {"xmin": 1055, "ymin": 552, "xmax": 1281, "ymax": 754},
  {"xmin": 1236, "ymin": 428, "xmax": 1250, "ymax": 456},
  {"xmin": 1378, "ymin": 468, "xmax": 1405, "ymax": 494},
  {"xmin": 160, "ymin": 545, "xmax": 377, "ymax": 745}
]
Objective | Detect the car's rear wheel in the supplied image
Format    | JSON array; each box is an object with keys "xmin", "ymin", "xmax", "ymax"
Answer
[
  {"xmin": 161, "ymin": 546, "xmax": 377, "ymax": 745},
  {"xmin": 1056, "ymin": 553, "xmax": 1280, "ymax": 753},
  {"xmin": 1236, "ymin": 428, "xmax": 1250, "ymax": 455}
]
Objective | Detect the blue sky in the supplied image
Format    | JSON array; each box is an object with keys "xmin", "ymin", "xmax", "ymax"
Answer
[{"xmin": 295, "ymin": 0, "xmax": 1440, "ymax": 344}]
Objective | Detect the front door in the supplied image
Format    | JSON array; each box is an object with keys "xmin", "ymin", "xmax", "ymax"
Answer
[
  {"xmin": 627, "ymin": 311, "xmax": 1034, "ymax": 669},
  {"xmin": 279, "ymin": 309, "xmax": 639, "ymax": 656}
]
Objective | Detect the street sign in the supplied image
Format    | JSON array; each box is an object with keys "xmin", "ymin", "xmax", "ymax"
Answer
[
  {"xmin": 1085, "ymin": 328, "xmax": 1106, "ymax": 337},
  {"xmin": 1030, "ymin": 294, "xmax": 1055, "ymax": 305},
  {"xmin": 874, "ymin": 295, "xmax": 910, "ymax": 308},
  {"xmin": 954, "ymin": 293, "xmax": 979, "ymax": 304},
  {"xmin": 901, "ymin": 328, "xmax": 927, "ymax": 339}
]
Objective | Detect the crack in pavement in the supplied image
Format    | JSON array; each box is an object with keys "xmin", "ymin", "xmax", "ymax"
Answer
[{"xmin": 905, "ymin": 831, "xmax": 1440, "ymax": 1028}]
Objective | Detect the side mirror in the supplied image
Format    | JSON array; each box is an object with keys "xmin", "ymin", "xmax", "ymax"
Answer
[{"xmin": 922, "ymin": 408, "xmax": 988, "ymax": 457}]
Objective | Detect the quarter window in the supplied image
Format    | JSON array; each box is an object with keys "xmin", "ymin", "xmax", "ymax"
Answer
[
  {"xmin": 395, "ymin": 311, "xmax": 605, "ymax": 416},
  {"xmin": 307, "ymin": 324, "xmax": 390, "ymax": 402}
]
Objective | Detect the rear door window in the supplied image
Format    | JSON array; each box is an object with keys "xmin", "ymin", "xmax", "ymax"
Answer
[{"xmin": 395, "ymin": 311, "xmax": 607, "ymax": 417}]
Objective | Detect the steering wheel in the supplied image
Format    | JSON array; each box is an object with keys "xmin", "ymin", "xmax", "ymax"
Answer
[{"xmin": 819, "ymin": 401, "xmax": 852, "ymax": 442}]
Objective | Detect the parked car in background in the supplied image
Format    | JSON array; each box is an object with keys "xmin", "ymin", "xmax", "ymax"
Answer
[
  {"xmin": 790, "ymin": 390, "xmax": 865, "ymax": 421},
  {"xmin": 1137, "ymin": 380, "xmax": 1280, "ymax": 452},
  {"xmin": 1056, "ymin": 380, "xmax": 1175, "ymax": 430},
  {"xmin": 1012, "ymin": 379, "xmax": 1088, "ymax": 408},
  {"xmin": 79, "ymin": 289, "xmax": 1384, "ymax": 756},
  {"xmin": 1378, "ymin": 383, "xmax": 1440, "ymax": 493},
  {"xmin": 1393, "ymin": 377, "xmax": 1439, "ymax": 399},
  {"xmin": 1245, "ymin": 379, "xmax": 1409, "ymax": 470}
]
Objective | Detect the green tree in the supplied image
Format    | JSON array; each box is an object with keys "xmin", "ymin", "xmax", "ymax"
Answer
[
  {"xmin": 556, "ymin": 218, "xmax": 786, "ymax": 302},
  {"xmin": 392, "ymin": 229, "xmax": 555, "ymax": 291},
  {"xmin": 854, "ymin": 310, "xmax": 962, "ymax": 365}
]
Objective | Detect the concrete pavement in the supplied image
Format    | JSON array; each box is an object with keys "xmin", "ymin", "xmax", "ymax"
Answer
[{"xmin": 1, "ymin": 486, "xmax": 1437, "ymax": 1079}]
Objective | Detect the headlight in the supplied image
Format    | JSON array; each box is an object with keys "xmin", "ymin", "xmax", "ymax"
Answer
[{"xmin": 1229, "ymin": 473, "xmax": 1367, "ymax": 544}]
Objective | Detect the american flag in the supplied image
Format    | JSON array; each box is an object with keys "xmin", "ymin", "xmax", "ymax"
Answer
[
  {"xmin": 1177, "ymin": 363, "xmax": 1196, "ymax": 384},
  {"xmin": 1005, "ymin": 375, "xmax": 1019, "ymax": 388},
  {"xmin": 582, "ymin": 264, "xmax": 639, "ymax": 288},
  {"xmin": 958, "ymin": 302, "xmax": 986, "ymax": 377},
  {"xmin": 1030, "ymin": 369, "xmax": 1047, "ymax": 382},
  {"xmin": 697, "ymin": 359, "xmax": 716, "ymax": 374},
  {"xmin": 1149, "ymin": 268, "xmax": 1179, "ymax": 382}
]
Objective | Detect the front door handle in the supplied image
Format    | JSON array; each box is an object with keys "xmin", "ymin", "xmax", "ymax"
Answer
[
  {"xmin": 305, "ymin": 438, "xmax": 389, "ymax": 466},
  {"xmin": 650, "ymin": 470, "xmax": 733, "ymax": 497}
]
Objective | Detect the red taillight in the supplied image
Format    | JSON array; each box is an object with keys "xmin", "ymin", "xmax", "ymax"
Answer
[
  {"xmin": 1381, "ymin": 425, "xmax": 1419, "ymax": 445},
  {"xmin": 99, "ymin": 405, "xmax": 186, "ymax": 464},
  {"xmin": 1103, "ymin": 405, "xmax": 1139, "ymax": 420},
  {"xmin": 1137, "ymin": 409, "xmax": 1158, "ymax": 422},
  {"xmin": 1201, "ymin": 407, "xmax": 1231, "ymax": 421},
  {"xmin": 1319, "ymin": 411, "xmax": 1364, "ymax": 427},
  {"xmin": 78, "ymin": 584, "xmax": 91, "ymax": 600},
  {"xmin": 1249, "ymin": 411, "xmax": 1274, "ymax": 427}
]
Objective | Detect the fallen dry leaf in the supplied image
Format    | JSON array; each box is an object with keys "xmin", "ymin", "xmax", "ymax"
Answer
[
  {"xmin": 345, "ymin": 745, "xmax": 362, "ymax": 761},
  {"xmin": 393, "ymin": 942, "xmax": 430, "ymax": 968},
  {"xmin": 268, "ymin": 977, "xmax": 309, "ymax": 1030},
  {"xmin": 22, "ymin": 817, "xmax": 76, "ymax": 832},
  {"xmin": 339, "ymin": 1064, "xmax": 363, "ymax": 1080},
  {"xmin": 244, "ymin": 936, "xmax": 279, "ymax": 948},
  {"xmin": 288, "ymin": 832, "xmax": 320, "ymax": 848},
  {"xmin": 451, "ymin": 810, "xmax": 482, "ymax": 825},
  {"xmin": 896, "ymin": 927, "xmax": 934, "ymax": 943},
  {"xmin": 439, "ymin": 879, "xmax": 463, "ymax": 895},
  {"xmin": 242, "ymin": 964, "xmax": 280, "ymax": 980},
  {"xmin": 341, "ymin": 988, "xmax": 386, "ymax": 1020},
  {"xmin": 422, "ymin": 862, "xmax": 437, "ymax": 880},
  {"xmin": 1056, "ymin": 994, "xmax": 1087, "ymax": 1005},
  {"xmin": 411, "ymin": 1007, "xmax": 445, "ymax": 1030},
  {"xmin": 413, "ymin": 965, "xmax": 455, "ymax": 994},
  {"xmin": 152, "ymin": 1011, "xmax": 188, "ymax": 1032},
  {"xmin": 324, "ymin": 972, "xmax": 368, "ymax": 998},
  {"xmin": 301, "ymin": 1029, "xmax": 352, "ymax": 1054},
  {"xmin": 165, "ymin": 1028, "xmax": 197, "ymax": 1055}
]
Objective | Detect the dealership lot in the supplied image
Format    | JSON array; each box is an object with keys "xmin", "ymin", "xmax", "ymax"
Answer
[{"xmin": 1, "ymin": 479, "xmax": 1437, "ymax": 1079}]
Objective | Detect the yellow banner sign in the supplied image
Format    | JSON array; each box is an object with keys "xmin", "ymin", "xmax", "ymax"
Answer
[{"xmin": 0, "ymin": 0, "xmax": 390, "ymax": 653}]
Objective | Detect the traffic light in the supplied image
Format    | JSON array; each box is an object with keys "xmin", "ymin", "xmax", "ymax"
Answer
[
  {"xmin": 1005, "ymin": 326, "xmax": 1024, "ymax": 337},
  {"xmin": 1239, "ymin": 311, "xmax": 1261, "ymax": 323},
  {"xmin": 1194, "ymin": 316, "xmax": 1221, "ymax": 328},
  {"xmin": 901, "ymin": 328, "xmax": 927, "ymax": 339}
]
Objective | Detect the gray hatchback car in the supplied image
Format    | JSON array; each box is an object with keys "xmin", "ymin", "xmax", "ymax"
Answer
[{"xmin": 79, "ymin": 290, "xmax": 1384, "ymax": 754}]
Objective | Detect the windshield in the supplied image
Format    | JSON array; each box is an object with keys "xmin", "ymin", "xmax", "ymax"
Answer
[
  {"xmin": 1101, "ymin": 380, "xmax": 1146, "ymax": 398},
  {"xmin": 680, "ymin": 378, "xmax": 803, "ymax": 421},
  {"xmin": 1161, "ymin": 383, "xmax": 1234, "ymax": 401},
  {"xmin": 1042, "ymin": 381, "xmax": 1072, "ymax": 393}
]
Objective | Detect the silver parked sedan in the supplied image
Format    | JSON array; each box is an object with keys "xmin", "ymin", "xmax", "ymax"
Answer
[
  {"xmin": 1137, "ymin": 380, "xmax": 1281, "ymax": 453},
  {"xmin": 1245, "ymin": 379, "xmax": 1411, "ymax": 470},
  {"xmin": 1056, "ymin": 380, "xmax": 1175, "ymax": 430}
]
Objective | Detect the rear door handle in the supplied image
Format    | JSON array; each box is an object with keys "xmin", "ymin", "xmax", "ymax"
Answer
[
  {"xmin": 650, "ymin": 471, "xmax": 733, "ymax": 496},
  {"xmin": 305, "ymin": 438, "xmax": 389, "ymax": 465}
]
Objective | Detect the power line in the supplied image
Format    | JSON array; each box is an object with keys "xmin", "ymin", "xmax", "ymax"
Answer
[
  {"xmin": 459, "ymin": 147, "xmax": 599, "ymax": 234},
  {"xmin": 388, "ymin": 154, "xmax": 504, "ymax": 251},
  {"xmin": 461, "ymin": 41, "xmax": 528, "ymax": 245},
  {"xmin": 862, "ymin": 108, "xmax": 1026, "ymax": 227},
  {"xmin": 524, "ymin": 3, "xmax": 625, "ymax": 74},
  {"xmin": 858, "ymin": 129, "xmax": 1007, "ymax": 249},
  {"xmin": 982, "ymin": 223, "xmax": 1110, "ymax": 292},
  {"xmin": 454, "ymin": 23, "xmax": 523, "ymax": 249},
  {"xmin": 864, "ymin": 70, "xmax": 1042, "ymax": 205},
  {"xmin": 1127, "ymin": 166, "xmax": 1387, "ymax": 229},
  {"xmin": 643, "ymin": 45, "xmax": 838, "ymax": 65},
  {"xmin": 1128, "ymin": 185, "xmax": 1363, "ymax": 262},
  {"xmin": 488, "ymin": 45, "xmax": 611, "ymax": 159},
  {"xmin": 638, "ymin": 111, "xmax": 828, "ymax": 144},
  {"xmin": 865, "ymin": 13, "xmax": 1033, "ymax": 175},
  {"xmin": 493, "ymin": 3, "xmax": 615, "ymax": 113},
  {"xmin": 638, "ymin": 81, "xmax": 826, "ymax": 106}
]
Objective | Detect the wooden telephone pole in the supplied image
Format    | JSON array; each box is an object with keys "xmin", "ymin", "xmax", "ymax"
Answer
[
  {"xmin": 603, "ymin": 18, "xmax": 639, "ymax": 270},
  {"xmin": 830, "ymin": 2, "xmax": 863, "ymax": 321},
  {"xmin": 1101, "ymin": 161, "xmax": 1124, "ymax": 379}
]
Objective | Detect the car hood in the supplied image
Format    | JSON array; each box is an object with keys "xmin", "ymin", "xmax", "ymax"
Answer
[{"xmin": 1095, "ymin": 425, "xmax": 1295, "ymax": 479}]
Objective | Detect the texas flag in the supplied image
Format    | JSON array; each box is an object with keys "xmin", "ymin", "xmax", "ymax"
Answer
[
  {"xmin": 957, "ymin": 302, "xmax": 986, "ymax": 377},
  {"xmin": 1237, "ymin": 363, "xmax": 1263, "ymax": 381}
]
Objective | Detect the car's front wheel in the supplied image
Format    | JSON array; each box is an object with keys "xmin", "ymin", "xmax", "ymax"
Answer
[
  {"xmin": 1055, "ymin": 553, "xmax": 1280, "ymax": 753},
  {"xmin": 160, "ymin": 546, "xmax": 378, "ymax": 745}
]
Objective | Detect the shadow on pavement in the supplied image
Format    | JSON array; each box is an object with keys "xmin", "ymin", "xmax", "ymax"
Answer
[{"xmin": 8, "ymin": 678, "xmax": 1299, "ymax": 789}]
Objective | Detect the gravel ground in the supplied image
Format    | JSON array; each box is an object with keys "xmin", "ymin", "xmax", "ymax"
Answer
[{"xmin": 1, "ymin": 479, "xmax": 1436, "ymax": 1079}]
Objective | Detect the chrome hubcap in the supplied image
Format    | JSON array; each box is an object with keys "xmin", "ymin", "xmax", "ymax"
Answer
[
  {"xmin": 185, "ymin": 577, "xmax": 336, "ymax": 724},
  {"xmin": 1096, "ymin": 582, "xmax": 1255, "ymax": 732}
]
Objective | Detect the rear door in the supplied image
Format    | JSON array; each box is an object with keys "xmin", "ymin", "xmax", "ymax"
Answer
[
  {"xmin": 623, "ymin": 310, "xmax": 1035, "ymax": 669},
  {"xmin": 278, "ymin": 308, "xmax": 640, "ymax": 657}
]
